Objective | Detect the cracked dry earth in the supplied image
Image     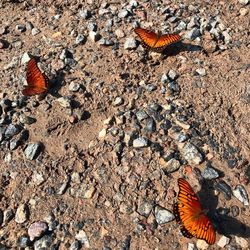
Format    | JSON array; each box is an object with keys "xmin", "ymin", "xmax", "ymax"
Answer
[{"xmin": 0, "ymin": 1, "xmax": 250, "ymax": 250}]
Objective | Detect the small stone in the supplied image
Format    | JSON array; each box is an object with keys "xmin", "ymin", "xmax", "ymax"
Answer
[
  {"xmin": 69, "ymin": 82, "xmax": 80, "ymax": 92},
  {"xmin": 4, "ymin": 124, "xmax": 21, "ymax": 138},
  {"xmin": 217, "ymin": 235, "xmax": 230, "ymax": 248},
  {"xmin": 233, "ymin": 185, "xmax": 249, "ymax": 205},
  {"xmin": 70, "ymin": 241, "xmax": 81, "ymax": 250},
  {"xmin": 235, "ymin": 236, "xmax": 249, "ymax": 248},
  {"xmin": 181, "ymin": 142, "xmax": 203, "ymax": 164},
  {"xmin": 176, "ymin": 20, "xmax": 187, "ymax": 31},
  {"xmin": 187, "ymin": 243, "xmax": 197, "ymax": 250},
  {"xmin": 31, "ymin": 28, "xmax": 40, "ymax": 36},
  {"xmin": 196, "ymin": 68, "xmax": 206, "ymax": 76},
  {"xmin": 124, "ymin": 37, "xmax": 137, "ymax": 50},
  {"xmin": 3, "ymin": 209, "xmax": 14, "ymax": 224},
  {"xmin": 21, "ymin": 53, "xmax": 31, "ymax": 64},
  {"xmin": 222, "ymin": 31, "xmax": 232, "ymax": 44},
  {"xmin": 238, "ymin": 0, "xmax": 249, "ymax": 5},
  {"xmin": 230, "ymin": 205, "xmax": 240, "ymax": 217},
  {"xmin": 115, "ymin": 29, "xmax": 125, "ymax": 38},
  {"xmin": 32, "ymin": 172, "xmax": 45, "ymax": 185},
  {"xmin": 133, "ymin": 137, "xmax": 148, "ymax": 148},
  {"xmin": 154, "ymin": 206, "xmax": 175, "ymax": 224},
  {"xmin": 28, "ymin": 221, "xmax": 48, "ymax": 241},
  {"xmin": 98, "ymin": 128, "xmax": 107, "ymax": 139},
  {"xmin": 98, "ymin": 38, "xmax": 114, "ymax": 46},
  {"xmin": 118, "ymin": 9, "xmax": 129, "ymax": 18},
  {"xmin": 202, "ymin": 165, "xmax": 219, "ymax": 180},
  {"xmin": 77, "ymin": 185, "xmax": 96, "ymax": 199},
  {"xmin": 214, "ymin": 181, "xmax": 232, "ymax": 200},
  {"xmin": 159, "ymin": 158, "xmax": 181, "ymax": 173},
  {"xmin": 168, "ymin": 70, "xmax": 179, "ymax": 80},
  {"xmin": 56, "ymin": 97, "xmax": 72, "ymax": 108},
  {"xmin": 89, "ymin": 31, "xmax": 100, "ymax": 42},
  {"xmin": 75, "ymin": 34, "xmax": 86, "ymax": 45},
  {"xmin": 87, "ymin": 22, "xmax": 97, "ymax": 31},
  {"xmin": 24, "ymin": 142, "xmax": 42, "ymax": 160},
  {"xmin": 136, "ymin": 110, "xmax": 148, "ymax": 121},
  {"xmin": 34, "ymin": 235, "xmax": 53, "ymax": 250},
  {"xmin": 16, "ymin": 24, "xmax": 26, "ymax": 33},
  {"xmin": 137, "ymin": 201, "xmax": 153, "ymax": 217},
  {"xmin": 185, "ymin": 28, "xmax": 201, "ymax": 40},
  {"xmin": 19, "ymin": 114, "xmax": 36, "ymax": 124},
  {"xmin": 79, "ymin": 9, "xmax": 91, "ymax": 19},
  {"xmin": 17, "ymin": 236, "xmax": 31, "ymax": 248},
  {"xmin": 75, "ymin": 230, "xmax": 90, "ymax": 248},
  {"xmin": 15, "ymin": 204, "xmax": 29, "ymax": 224},
  {"xmin": 113, "ymin": 96, "xmax": 124, "ymax": 106},
  {"xmin": 240, "ymin": 8, "xmax": 249, "ymax": 16},
  {"xmin": 196, "ymin": 240, "xmax": 209, "ymax": 249}
]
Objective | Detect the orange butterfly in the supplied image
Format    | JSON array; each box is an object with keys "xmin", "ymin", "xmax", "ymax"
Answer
[
  {"xmin": 22, "ymin": 58, "xmax": 49, "ymax": 96},
  {"xmin": 134, "ymin": 27, "xmax": 181, "ymax": 52},
  {"xmin": 173, "ymin": 178, "xmax": 216, "ymax": 245}
]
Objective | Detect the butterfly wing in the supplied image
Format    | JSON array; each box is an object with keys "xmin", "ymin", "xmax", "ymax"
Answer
[
  {"xmin": 22, "ymin": 58, "xmax": 48, "ymax": 96},
  {"xmin": 134, "ymin": 27, "xmax": 159, "ymax": 49},
  {"xmin": 154, "ymin": 33, "xmax": 181, "ymax": 52},
  {"xmin": 174, "ymin": 178, "xmax": 216, "ymax": 245}
]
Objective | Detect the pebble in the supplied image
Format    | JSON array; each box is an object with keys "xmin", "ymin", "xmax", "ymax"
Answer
[
  {"xmin": 240, "ymin": 8, "xmax": 249, "ymax": 16},
  {"xmin": 230, "ymin": 205, "xmax": 240, "ymax": 217},
  {"xmin": 154, "ymin": 206, "xmax": 175, "ymax": 224},
  {"xmin": 137, "ymin": 201, "xmax": 153, "ymax": 217},
  {"xmin": 28, "ymin": 221, "xmax": 48, "ymax": 241},
  {"xmin": 17, "ymin": 236, "xmax": 31, "ymax": 248},
  {"xmin": 69, "ymin": 82, "xmax": 81, "ymax": 92},
  {"xmin": 222, "ymin": 31, "xmax": 232, "ymax": 44},
  {"xmin": 21, "ymin": 52, "xmax": 31, "ymax": 64},
  {"xmin": 176, "ymin": 20, "xmax": 187, "ymax": 31},
  {"xmin": 98, "ymin": 38, "xmax": 114, "ymax": 46},
  {"xmin": 238, "ymin": 0, "xmax": 249, "ymax": 5},
  {"xmin": 70, "ymin": 241, "xmax": 81, "ymax": 250},
  {"xmin": 31, "ymin": 28, "xmax": 41, "ymax": 36},
  {"xmin": 34, "ymin": 235, "xmax": 53, "ymax": 250},
  {"xmin": 16, "ymin": 24, "xmax": 26, "ymax": 32},
  {"xmin": 75, "ymin": 230, "xmax": 90, "ymax": 248},
  {"xmin": 136, "ymin": 110, "xmax": 149, "ymax": 121},
  {"xmin": 19, "ymin": 114, "xmax": 36, "ymax": 124},
  {"xmin": 75, "ymin": 34, "xmax": 86, "ymax": 45},
  {"xmin": 24, "ymin": 142, "xmax": 43, "ymax": 160},
  {"xmin": 196, "ymin": 239, "xmax": 209, "ymax": 249},
  {"xmin": 214, "ymin": 180, "xmax": 232, "ymax": 200},
  {"xmin": 56, "ymin": 97, "xmax": 72, "ymax": 108},
  {"xmin": 4, "ymin": 124, "xmax": 21, "ymax": 138},
  {"xmin": 89, "ymin": 31, "xmax": 100, "ymax": 42},
  {"xmin": 233, "ymin": 185, "xmax": 249, "ymax": 205},
  {"xmin": 15, "ymin": 204, "xmax": 29, "ymax": 224},
  {"xmin": 133, "ymin": 137, "xmax": 148, "ymax": 148},
  {"xmin": 187, "ymin": 243, "xmax": 197, "ymax": 250},
  {"xmin": 202, "ymin": 164, "xmax": 219, "ymax": 180},
  {"xmin": 185, "ymin": 28, "xmax": 201, "ymax": 40},
  {"xmin": 235, "ymin": 236, "xmax": 249, "ymax": 249},
  {"xmin": 160, "ymin": 158, "xmax": 181, "ymax": 173},
  {"xmin": 118, "ymin": 9, "xmax": 129, "ymax": 18},
  {"xmin": 168, "ymin": 70, "xmax": 179, "ymax": 80},
  {"xmin": 3, "ymin": 209, "xmax": 14, "ymax": 224},
  {"xmin": 124, "ymin": 37, "xmax": 137, "ymax": 49},
  {"xmin": 115, "ymin": 29, "xmax": 125, "ymax": 38},
  {"xmin": 79, "ymin": 9, "xmax": 91, "ymax": 19},
  {"xmin": 87, "ymin": 22, "xmax": 97, "ymax": 31},
  {"xmin": 217, "ymin": 235, "xmax": 230, "ymax": 248},
  {"xmin": 144, "ymin": 117, "xmax": 156, "ymax": 132},
  {"xmin": 196, "ymin": 68, "xmax": 206, "ymax": 76},
  {"xmin": 113, "ymin": 96, "xmax": 124, "ymax": 106},
  {"xmin": 181, "ymin": 142, "xmax": 203, "ymax": 164}
]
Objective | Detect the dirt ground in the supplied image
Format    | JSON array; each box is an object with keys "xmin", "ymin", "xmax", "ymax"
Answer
[{"xmin": 0, "ymin": 1, "xmax": 249, "ymax": 250}]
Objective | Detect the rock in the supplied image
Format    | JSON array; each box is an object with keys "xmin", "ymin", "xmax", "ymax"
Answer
[
  {"xmin": 69, "ymin": 82, "xmax": 81, "ymax": 92},
  {"xmin": 75, "ymin": 230, "xmax": 90, "ymax": 248},
  {"xmin": 31, "ymin": 28, "xmax": 40, "ymax": 36},
  {"xmin": 154, "ymin": 206, "xmax": 175, "ymax": 224},
  {"xmin": 34, "ymin": 235, "xmax": 53, "ymax": 250},
  {"xmin": 187, "ymin": 243, "xmax": 197, "ymax": 250},
  {"xmin": 3, "ymin": 209, "xmax": 14, "ymax": 224},
  {"xmin": 89, "ymin": 31, "xmax": 100, "ymax": 42},
  {"xmin": 79, "ymin": 9, "xmax": 91, "ymax": 19},
  {"xmin": 118, "ymin": 9, "xmax": 129, "ymax": 18},
  {"xmin": 185, "ymin": 28, "xmax": 201, "ymax": 40},
  {"xmin": 133, "ymin": 137, "xmax": 148, "ymax": 148},
  {"xmin": 196, "ymin": 68, "xmax": 206, "ymax": 76},
  {"xmin": 24, "ymin": 142, "xmax": 43, "ymax": 160},
  {"xmin": 56, "ymin": 97, "xmax": 72, "ymax": 108},
  {"xmin": 4, "ymin": 124, "xmax": 21, "ymax": 138},
  {"xmin": 240, "ymin": 8, "xmax": 249, "ymax": 16},
  {"xmin": 202, "ymin": 165, "xmax": 219, "ymax": 180},
  {"xmin": 144, "ymin": 117, "xmax": 156, "ymax": 132},
  {"xmin": 87, "ymin": 22, "xmax": 97, "ymax": 31},
  {"xmin": 15, "ymin": 204, "xmax": 29, "ymax": 224},
  {"xmin": 76, "ymin": 184, "xmax": 96, "ymax": 199},
  {"xmin": 168, "ymin": 69, "xmax": 179, "ymax": 80},
  {"xmin": 214, "ymin": 180, "xmax": 232, "ymax": 200},
  {"xmin": 28, "ymin": 221, "xmax": 48, "ymax": 241},
  {"xmin": 233, "ymin": 185, "xmax": 249, "ymax": 205},
  {"xmin": 75, "ymin": 34, "xmax": 86, "ymax": 45},
  {"xmin": 230, "ymin": 205, "xmax": 240, "ymax": 217},
  {"xmin": 113, "ymin": 96, "xmax": 124, "ymax": 106},
  {"xmin": 124, "ymin": 37, "xmax": 137, "ymax": 49},
  {"xmin": 98, "ymin": 128, "xmax": 107, "ymax": 139},
  {"xmin": 159, "ymin": 158, "xmax": 181, "ymax": 173},
  {"xmin": 217, "ymin": 235, "xmax": 230, "ymax": 248},
  {"xmin": 196, "ymin": 239, "xmax": 209, "ymax": 249},
  {"xmin": 238, "ymin": 0, "xmax": 249, "ymax": 5},
  {"xmin": 137, "ymin": 201, "xmax": 153, "ymax": 217},
  {"xmin": 16, "ymin": 24, "xmax": 26, "ymax": 32},
  {"xmin": 19, "ymin": 114, "xmax": 36, "ymax": 124},
  {"xmin": 176, "ymin": 20, "xmax": 187, "ymax": 31},
  {"xmin": 70, "ymin": 241, "xmax": 81, "ymax": 250},
  {"xmin": 17, "ymin": 236, "xmax": 31, "ymax": 248},
  {"xmin": 235, "ymin": 236, "xmax": 249, "ymax": 249},
  {"xmin": 98, "ymin": 38, "xmax": 114, "ymax": 46},
  {"xmin": 136, "ymin": 110, "xmax": 148, "ymax": 121},
  {"xmin": 181, "ymin": 142, "xmax": 203, "ymax": 164},
  {"xmin": 222, "ymin": 31, "xmax": 232, "ymax": 44}
]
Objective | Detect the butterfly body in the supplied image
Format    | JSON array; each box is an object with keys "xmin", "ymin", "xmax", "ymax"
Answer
[
  {"xmin": 22, "ymin": 58, "xmax": 49, "ymax": 96},
  {"xmin": 134, "ymin": 27, "xmax": 181, "ymax": 52},
  {"xmin": 173, "ymin": 178, "xmax": 216, "ymax": 245}
]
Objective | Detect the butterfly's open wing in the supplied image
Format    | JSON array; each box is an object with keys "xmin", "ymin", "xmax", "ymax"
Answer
[
  {"xmin": 134, "ymin": 27, "xmax": 159, "ymax": 49},
  {"xmin": 154, "ymin": 34, "xmax": 181, "ymax": 52},
  {"xmin": 23, "ymin": 58, "xmax": 48, "ymax": 96},
  {"xmin": 174, "ymin": 178, "xmax": 216, "ymax": 245}
]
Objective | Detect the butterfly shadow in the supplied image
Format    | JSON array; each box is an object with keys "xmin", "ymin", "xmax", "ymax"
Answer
[
  {"xmin": 48, "ymin": 69, "xmax": 66, "ymax": 98},
  {"xmin": 161, "ymin": 42, "xmax": 202, "ymax": 59},
  {"xmin": 198, "ymin": 180, "xmax": 250, "ymax": 240}
]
